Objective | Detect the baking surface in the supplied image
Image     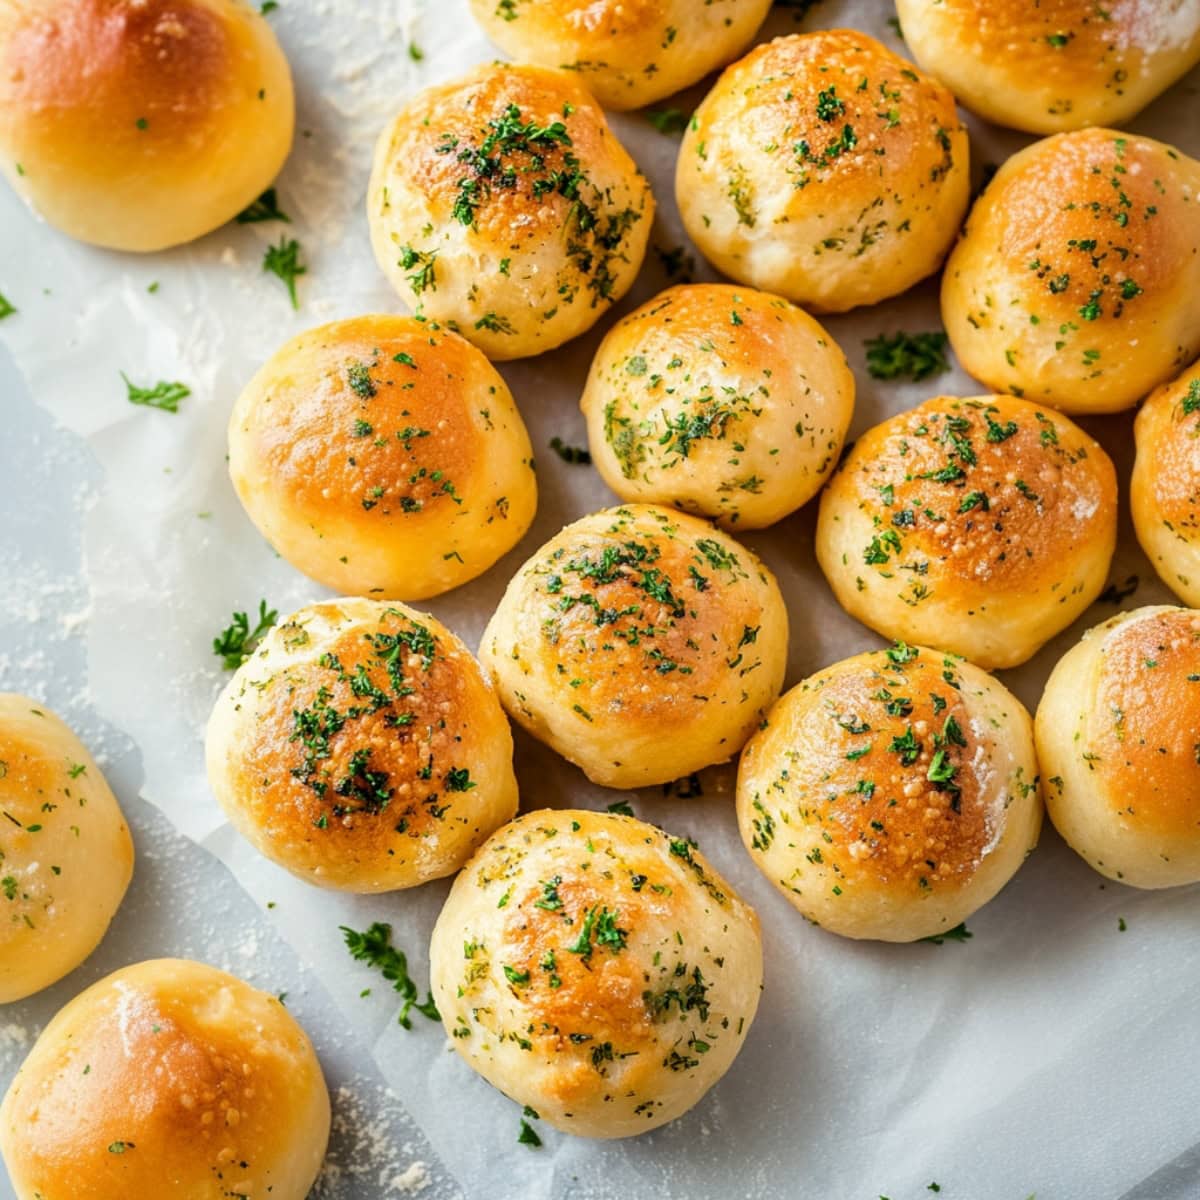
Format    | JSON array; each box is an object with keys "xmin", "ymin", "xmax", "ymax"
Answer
[{"xmin": 1, "ymin": 1, "xmax": 1199, "ymax": 1197}]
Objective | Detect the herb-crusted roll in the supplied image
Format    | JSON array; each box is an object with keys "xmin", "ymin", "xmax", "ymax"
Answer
[
  {"xmin": 228, "ymin": 315, "xmax": 536, "ymax": 601},
  {"xmin": 0, "ymin": 0, "xmax": 294, "ymax": 251},
  {"xmin": 205, "ymin": 598, "xmax": 518, "ymax": 893},
  {"xmin": 896, "ymin": 0, "xmax": 1200, "ymax": 134},
  {"xmin": 0, "ymin": 959, "xmax": 330, "ymax": 1200},
  {"xmin": 480, "ymin": 505, "xmax": 788, "ymax": 788},
  {"xmin": 815, "ymin": 394, "xmax": 1117, "ymax": 670},
  {"xmin": 736, "ymin": 644, "xmax": 1043, "ymax": 942},
  {"xmin": 1132, "ymin": 361, "xmax": 1200, "ymax": 606},
  {"xmin": 0, "ymin": 696, "xmax": 133, "ymax": 1003},
  {"xmin": 942, "ymin": 129, "xmax": 1200, "ymax": 414},
  {"xmin": 467, "ymin": 0, "xmax": 772, "ymax": 111},
  {"xmin": 367, "ymin": 63, "xmax": 654, "ymax": 361},
  {"xmin": 580, "ymin": 283, "xmax": 855, "ymax": 529},
  {"xmin": 675, "ymin": 30, "xmax": 969, "ymax": 313},
  {"xmin": 429, "ymin": 809, "xmax": 763, "ymax": 1137}
]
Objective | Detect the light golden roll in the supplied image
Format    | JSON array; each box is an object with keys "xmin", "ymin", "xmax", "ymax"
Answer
[
  {"xmin": 675, "ymin": 30, "xmax": 969, "ymax": 313},
  {"xmin": 580, "ymin": 283, "xmax": 855, "ymax": 529},
  {"xmin": 0, "ymin": 696, "xmax": 133, "ymax": 1003},
  {"xmin": 815, "ymin": 394, "xmax": 1118, "ymax": 670},
  {"xmin": 228, "ymin": 315, "xmax": 536, "ymax": 601},
  {"xmin": 0, "ymin": 0, "xmax": 294, "ymax": 252},
  {"xmin": 1036, "ymin": 606, "xmax": 1200, "ymax": 888},
  {"xmin": 1132, "ymin": 360, "xmax": 1200, "ymax": 606},
  {"xmin": 430, "ymin": 809, "xmax": 762, "ymax": 1137},
  {"xmin": 896, "ymin": 0, "xmax": 1200, "ymax": 134},
  {"xmin": 206, "ymin": 598, "xmax": 518, "ymax": 893},
  {"xmin": 468, "ymin": 0, "xmax": 772, "ymax": 111},
  {"xmin": 942, "ymin": 129, "xmax": 1200, "ymax": 414},
  {"xmin": 480, "ymin": 504, "xmax": 788, "ymax": 788},
  {"xmin": 737, "ymin": 644, "xmax": 1043, "ymax": 942},
  {"xmin": 0, "ymin": 958, "xmax": 329, "ymax": 1200},
  {"xmin": 368, "ymin": 63, "xmax": 654, "ymax": 360}
]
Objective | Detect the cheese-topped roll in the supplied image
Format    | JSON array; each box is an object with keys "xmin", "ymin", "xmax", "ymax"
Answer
[
  {"xmin": 737, "ymin": 644, "xmax": 1043, "ymax": 942},
  {"xmin": 468, "ymin": 0, "xmax": 772, "ymax": 111},
  {"xmin": 1132, "ymin": 361, "xmax": 1200, "ymax": 606},
  {"xmin": 580, "ymin": 283, "xmax": 855, "ymax": 529},
  {"xmin": 815, "ymin": 395, "xmax": 1117, "ymax": 670},
  {"xmin": 676, "ymin": 30, "xmax": 969, "ymax": 313},
  {"xmin": 1036, "ymin": 607, "xmax": 1200, "ymax": 888},
  {"xmin": 368, "ymin": 63, "xmax": 654, "ymax": 360},
  {"xmin": 942, "ymin": 129, "xmax": 1200, "ymax": 414},
  {"xmin": 0, "ymin": 959, "xmax": 329, "ymax": 1200},
  {"xmin": 430, "ymin": 809, "xmax": 762, "ymax": 1137},
  {"xmin": 896, "ymin": 0, "xmax": 1200, "ymax": 134},
  {"xmin": 480, "ymin": 505, "xmax": 788, "ymax": 788},
  {"xmin": 0, "ymin": 696, "xmax": 133, "ymax": 1003},
  {"xmin": 206, "ymin": 598, "xmax": 518, "ymax": 893},
  {"xmin": 0, "ymin": 0, "xmax": 294, "ymax": 252},
  {"xmin": 228, "ymin": 315, "xmax": 536, "ymax": 601}
]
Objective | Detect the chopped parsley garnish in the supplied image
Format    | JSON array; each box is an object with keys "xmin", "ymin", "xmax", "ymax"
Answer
[
  {"xmin": 0, "ymin": 293, "xmax": 16, "ymax": 320},
  {"xmin": 122, "ymin": 373, "xmax": 190, "ymax": 413},
  {"xmin": 518, "ymin": 1108, "xmax": 542, "ymax": 1147},
  {"xmin": 340, "ymin": 922, "xmax": 439, "ymax": 1029},
  {"xmin": 645, "ymin": 108, "xmax": 689, "ymax": 135},
  {"xmin": 262, "ymin": 236, "xmax": 306, "ymax": 308},
  {"xmin": 236, "ymin": 187, "xmax": 290, "ymax": 223},
  {"xmin": 917, "ymin": 922, "xmax": 973, "ymax": 945},
  {"xmin": 864, "ymin": 331, "xmax": 950, "ymax": 382},
  {"xmin": 549, "ymin": 436, "xmax": 591, "ymax": 464},
  {"xmin": 213, "ymin": 600, "xmax": 278, "ymax": 669},
  {"xmin": 347, "ymin": 361, "xmax": 376, "ymax": 398},
  {"xmin": 567, "ymin": 905, "xmax": 627, "ymax": 959},
  {"xmin": 398, "ymin": 245, "xmax": 437, "ymax": 295}
]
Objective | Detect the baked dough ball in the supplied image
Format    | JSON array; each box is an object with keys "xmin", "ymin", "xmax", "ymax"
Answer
[
  {"xmin": 430, "ymin": 809, "xmax": 762, "ymax": 1137},
  {"xmin": 675, "ymin": 30, "xmax": 969, "ymax": 313},
  {"xmin": 0, "ymin": 0, "xmax": 293, "ymax": 252},
  {"xmin": 228, "ymin": 315, "xmax": 536, "ymax": 601},
  {"xmin": 368, "ymin": 62, "xmax": 654, "ymax": 360},
  {"xmin": 737, "ymin": 644, "xmax": 1043, "ymax": 942},
  {"xmin": 0, "ymin": 958, "xmax": 329, "ymax": 1200},
  {"xmin": 942, "ymin": 129, "xmax": 1200, "ymax": 414},
  {"xmin": 896, "ymin": 0, "xmax": 1200, "ymax": 134},
  {"xmin": 206, "ymin": 598, "xmax": 518, "ymax": 893},
  {"xmin": 580, "ymin": 283, "xmax": 855, "ymax": 529},
  {"xmin": 468, "ymin": 0, "xmax": 772, "ymax": 111},
  {"xmin": 480, "ymin": 505, "xmax": 788, "ymax": 788},
  {"xmin": 1036, "ymin": 606, "xmax": 1200, "ymax": 888},
  {"xmin": 1132, "ymin": 360, "xmax": 1200, "ymax": 606},
  {"xmin": 816, "ymin": 395, "xmax": 1117, "ymax": 670},
  {"xmin": 0, "ymin": 696, "xmax": 133, "ymax": 1003}
]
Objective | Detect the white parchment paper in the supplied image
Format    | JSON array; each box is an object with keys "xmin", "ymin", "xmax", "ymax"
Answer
[{"xmin": 2, "ymin": 2, "xmax": 1199, "ymax": 1196}]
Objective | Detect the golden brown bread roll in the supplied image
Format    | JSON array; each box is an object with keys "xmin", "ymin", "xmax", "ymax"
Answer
[
  {"xmin": 896, "ymin": 0, "xmax": 1200, "ymax": 134},
  {"xmin": 430, "ymin": 809, "xmax": 763, "ymax": 1137},
  {"xmin": 0, "ymin": 0, "xmax": 294, "ymax": 251},
  {"xmin": 1036, "ymin": 606, "xmax": 1200, "ymax": 888},
  {"xmin": 942, "ymin": 128, "xmax": 1200, "ymax": 414},
  {"xmin": 676, "ymin": 30, "xmax": 970, "ymax": 313},
  {"xmin": 737, "ymin": 643, "xmax": 1043, "ymax": 942},
  {"xmin": 0, "ymin": 958, "xmax": 330, "ymax": 1200},
  {"xmin": 580, "ymin": 283, "xmax": 855, "ymax": 529},
  {"xmin": 368, "ymin": 62, "xmax": 654, "ymax": 360},
  {"xmin": 479, "ymin": 504, "xmax": 788, "ymax": 788},
  {"xmin": 228, "ymin": 314, "xmax": 536, "ymax": 601},
  {"xmin": 815, "ymin": 394, "xmax": 1118, "ymax": 670},
  {"xmin": 0, "ymin": 695, "xmax": 133, "ymax": 1003},
  {"xmin": 206, "ymin": 598, "xmax": 518, "ymax": 893}
]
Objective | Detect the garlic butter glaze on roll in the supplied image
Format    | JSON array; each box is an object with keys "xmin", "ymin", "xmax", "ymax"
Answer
[
  {"xmin": 896, "ymin": 0, "xmax": 1200, "ymax": 134},
  {"xmin": 1132, "ymin": 361, "xmax": 1200, "ymax": 606},
  {"xmin": 580, "ymin": 283, "xmax": 855, "ymax": 529},
  {"xmin": 942, "ymin": 129, "xmax": 1200, "ymax": 414},
  {"xmin": 0, "ymin": 696, "xmax": 133, "ymax": 1003},
  {"xmin": 228, "ymin": 315, "xmax": 536, "ymax": 601},
  {"xmin": 0, "ymin": 0, "xmax": 294, "ymax": 252},
  {"xmin": 736, "ymin": 644, "xmax": 1042, "ymax": 942},
  {"xmin": 368, "ymin": 63, "xmax": 654, "ymax": 361},
  {"xmin": 430, "ymin": 809, "xmax": 763, "ymax": 1137},
  {"xmin": 676, "ymin": 30, "xmax": 969, "ymax": 313},
  {"xmin": 0, "ymin": 959, "xmax": 330, "ymax": 1200},
  {"xmin": 206, "ymin": 598, "xmax": 518, "ymax": 893},
  {"xmin": 1036, "ymin": 607, "xmax": 1200, "ymax": 888},
  {"xmin": 468, "ymin": 0, "xmax": 772, "ymax": 111},
  {"xmin": 816, "ymin": 395, "xmax": 1117, "ymax": 670}
]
